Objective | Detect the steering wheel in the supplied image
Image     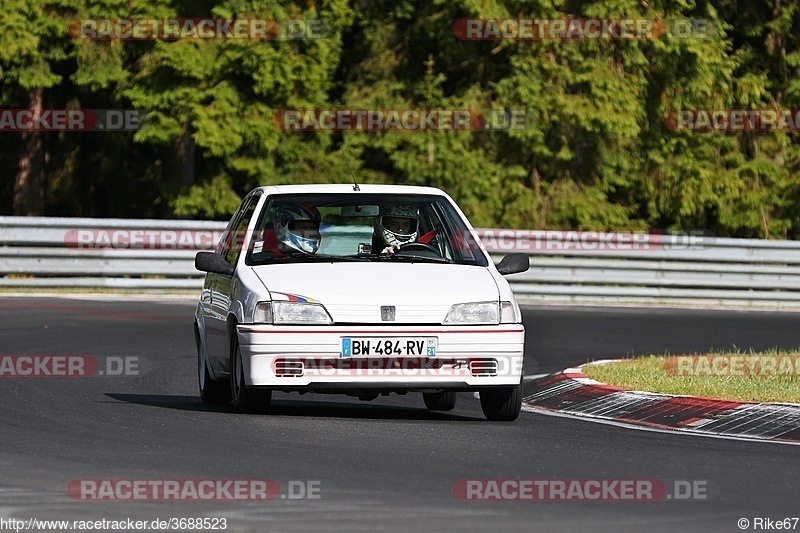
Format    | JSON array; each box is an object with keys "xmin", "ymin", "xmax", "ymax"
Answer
[{"xmin": 396, "ymin": 242, "xmax": 441, "ymax": 255}]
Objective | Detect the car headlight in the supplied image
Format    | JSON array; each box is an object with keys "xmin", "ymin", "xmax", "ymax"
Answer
[
  {"xmin": 443, "ymin": 302, "xmax": 499, "ymax": 325},
  {"xmin": 254, "ymin": 301, "xmax": 333, "ymax": 325}
]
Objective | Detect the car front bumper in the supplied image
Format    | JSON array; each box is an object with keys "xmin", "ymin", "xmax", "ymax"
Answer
[{"xmin": 236, "ymin": 324, "xmax": 525, "ymax": 389}]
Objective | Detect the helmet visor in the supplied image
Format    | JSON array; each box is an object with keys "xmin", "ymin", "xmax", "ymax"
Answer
[
  {"xmin": 288, "ymin": 219, "xmax": 320, "ymax": 234},
  {"xmin": 380, "ymin": 215, "xmax": 418, "ymax": 237}
]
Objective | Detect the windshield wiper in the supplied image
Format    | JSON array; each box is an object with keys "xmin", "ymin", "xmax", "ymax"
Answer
[
  {"xmin": 257, "ymin": 252, "xmax": 366, "ymax": 263},
  {"xmin": 388, "ymin": 254, "xmax": 454, "ymax": 264},
  {"xmin": 344, "ymin": 253, "xmax": 454, "ymax": 264}
]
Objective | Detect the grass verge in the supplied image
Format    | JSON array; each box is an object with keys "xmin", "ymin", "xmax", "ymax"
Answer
[{"xmin": 581, "ymin": 350, "xmax": 800, "ymax": 403}]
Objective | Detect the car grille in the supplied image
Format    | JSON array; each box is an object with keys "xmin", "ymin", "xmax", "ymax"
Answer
[
  {"xmin": 273, "ymin": 357, "xmax": 500, "ymax": 378},
  {"xmin": 469, "ymin": 359, "xmax": 498, "ymax": 377},
  {"xmin": 275, "ymin": 359, "xmax": 304, "ymax": 377}
]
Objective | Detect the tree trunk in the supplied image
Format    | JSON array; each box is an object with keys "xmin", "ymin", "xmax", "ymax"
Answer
[
  {"xmin": 13, "ymin": 88, "xmax": 45, "ymax": 216},
  {"xmin": 179, "ymin": 120, "xmax": 196, "ymax": 188},
  {"xmin": 772, "ymin": 0, "xmax": 786, "ymax": 104}
]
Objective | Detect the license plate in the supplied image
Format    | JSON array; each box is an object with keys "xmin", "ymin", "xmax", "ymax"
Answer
[{"xmin": 341, "ymin": 337, "xmax": 438, "ymax": 357}]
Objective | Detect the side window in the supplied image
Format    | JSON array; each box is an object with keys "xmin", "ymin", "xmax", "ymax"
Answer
[
  {"xmin": 217, "ymin": 209, "xmax": 242, "ymax": 256},
  {"xmin": 221, "ymin": 194, "xmax": 260, "ymax": 266},
  {"xmin": 425, "ymin": 203, "xmax": 455, "ymax": 261},
  {"xmin": 430, "ymin": 201, "xmax": 482, "ymax": 264}
]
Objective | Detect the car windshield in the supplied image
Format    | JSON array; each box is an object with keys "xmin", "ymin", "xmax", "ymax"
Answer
[{"xmin": 245, "ymin": 193, "xmax": 488, "ymax": 267}]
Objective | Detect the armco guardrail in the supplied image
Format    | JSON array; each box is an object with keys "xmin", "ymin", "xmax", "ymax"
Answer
[
  {"xmin": 486, "ymin": 229, "xmax": 800, "ymax": 307},
  {"xmin": 0, "ymin": 217, "xmax": 224, "ymax": 289},
  {"xmin": 2, "ymin": 217, "xmax": 800, "ymax": 308}
]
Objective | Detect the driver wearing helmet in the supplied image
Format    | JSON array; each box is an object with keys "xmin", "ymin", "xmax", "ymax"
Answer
[
  {"xmin": 273, "ymin": 203, "xmax": 322, "ymax": 255},
  {"xmin": 372, "ymin": 202, "xmax": 419, "ymax": 254}
]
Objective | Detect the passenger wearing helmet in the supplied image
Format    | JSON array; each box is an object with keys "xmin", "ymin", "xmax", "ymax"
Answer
[
  {"xmin": 372, "ymin": 203, "xmax": 419, "ymax": 254},
  {"xmin": 273, "ymin": 203, "xmax": 321, "ymax": 255}
]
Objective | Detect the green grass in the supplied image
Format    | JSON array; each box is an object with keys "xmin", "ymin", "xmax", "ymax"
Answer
[{"xmin": 582, "ymin": 349, "xmax": 800, "ymax": 404}]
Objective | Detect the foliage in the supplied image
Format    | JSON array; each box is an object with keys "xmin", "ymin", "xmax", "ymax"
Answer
[{"xmin": 1, "ymin": 0, "xmax": 799, "ymax": 238}]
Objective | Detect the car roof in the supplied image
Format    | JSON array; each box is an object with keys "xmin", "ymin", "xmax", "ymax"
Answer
[{"xmin": 251, "ymin": 184, "xmax": 450, "ymax": 196}]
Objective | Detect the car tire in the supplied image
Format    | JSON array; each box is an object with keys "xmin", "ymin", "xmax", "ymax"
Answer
[
  {"xmin": 423, "ymin": 391, "xmax": 457, "ymax": 411},
  {"xmin": 196, "ymin": 325, "xmax": 231, "ymax": 405},
  {"xmin": 230, "ymin": 340, "xmax": 272, "ymax": 414},
  {"xmin": 479, "ymin": 381, "xmax": 522, "ymax": 421}
]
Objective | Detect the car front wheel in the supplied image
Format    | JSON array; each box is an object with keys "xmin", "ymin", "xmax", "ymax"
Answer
[
  {"xmin": 423, "ymin": 391, "xmax": 457, "ymax": 411},
  {"xmin": 196, "ymin": 324, "xmax": 231, "ymax": 405},
  {"xmin": 230, "ymin": 341, "xmax": 272, "ymax": 414},
  {"xmin": 479, "ymin": 381, "xmax": 522, "ymax": 421}
]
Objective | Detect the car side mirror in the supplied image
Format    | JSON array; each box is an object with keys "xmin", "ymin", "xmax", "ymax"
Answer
[
  {"xmin": 495, "ymin": 253, "xmax": 529, "ymax": 275},
  {"xmin": 195, "ymin": 251, "xmax": 235, "ymax": 276}
]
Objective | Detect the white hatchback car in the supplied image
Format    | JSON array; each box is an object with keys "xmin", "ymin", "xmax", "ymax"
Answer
[{"xmin": 194, "ymin": 184, "xmax": 529, "ymax": 420}]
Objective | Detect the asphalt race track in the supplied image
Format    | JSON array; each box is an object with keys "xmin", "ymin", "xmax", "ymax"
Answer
[{"xmin": 0, "ymin": 297, "xmax": 798, "ymax": 533}]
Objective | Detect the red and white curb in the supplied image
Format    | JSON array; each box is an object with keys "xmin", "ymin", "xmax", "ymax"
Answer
[{"xmin": 522, "ymin": 361, "xmax": 800, "ymax": 444}]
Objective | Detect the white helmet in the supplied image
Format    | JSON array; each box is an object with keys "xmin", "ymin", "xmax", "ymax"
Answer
[
  {"xmin": 374, "ymin": 202, "xmax": 419, "ymax": 247},
  {"xmin": 274, "ymin": 203, "xmax": 321, "ymax": 254}
]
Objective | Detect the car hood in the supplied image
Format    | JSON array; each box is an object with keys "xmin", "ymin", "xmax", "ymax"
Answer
[{"xmin": 252, "ymin": 262, "xmax": 498, "ymax": 324}]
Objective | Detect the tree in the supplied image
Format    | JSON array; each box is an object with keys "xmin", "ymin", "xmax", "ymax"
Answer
[{"xmin": 0, "ymin": 0, "xmax": 63, "ymax": 215}]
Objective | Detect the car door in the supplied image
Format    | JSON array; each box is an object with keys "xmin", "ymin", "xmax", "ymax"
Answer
[{"xmin": 205, "ymin": 192, "xmax": 261, "ymax": 375}]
